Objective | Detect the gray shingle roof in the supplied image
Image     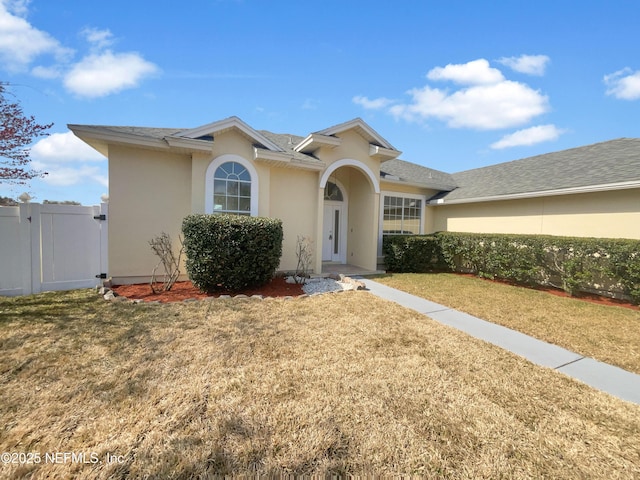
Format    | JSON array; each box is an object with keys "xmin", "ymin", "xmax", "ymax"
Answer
[
  {"xmin": 441, "ymin": 138, "xmax": 640, "ymax": 202},
  {"xmin": 380, "ymin": 158, "xmax": 457, "ymax": 191},
  {"xmin": 69, "ymin": 125, "xmax": 185, "ymax": 140},
  {"xmin": 71, "ymin": 123, "xmax": 640, "ymax": 201},
  {"xmin": 256, "ymin": 130, "xmax": 325, "ymax": 167}
]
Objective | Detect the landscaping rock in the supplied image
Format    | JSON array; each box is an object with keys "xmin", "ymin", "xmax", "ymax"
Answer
[
  {"xmin": 285, "ymin": 275, "xmax": 306, "ymax": 284},
  {"xmin": 302, "ymin": 278, "xmax": 343, "ymax": 295},
  {"xmin": 340, "ymin": 276, "xmax": 367, "ymax": 290}
]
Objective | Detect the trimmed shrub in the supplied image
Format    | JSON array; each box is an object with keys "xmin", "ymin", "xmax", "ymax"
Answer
[
  {"xmin": 383, "ymin": 235, "xmax": 444, "ymax": 272},
  {"xmin": 438, "ymin": 232, "xmax": 544, "ymax": 286},
  {"xmin": 182, "ymin": 214, "xmax": 283, "ymax": 292}
]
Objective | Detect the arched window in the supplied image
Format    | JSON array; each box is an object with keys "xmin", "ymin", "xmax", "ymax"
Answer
[
  {"xmin": 213, "ymin": 161, "xmax": 252, "ymax": 215},
  {"xmin": 324, "ymin": 181, "xmax": 344, "ymax": 201},
  {"xmin": 205, "ymin": 155, "xmax": 258, "ymax": 215}
]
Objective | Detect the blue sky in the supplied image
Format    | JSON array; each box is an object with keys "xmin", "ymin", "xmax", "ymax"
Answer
[{"xmin": 1, "ymin": 0, "xmax": 639, "ymax": 205}]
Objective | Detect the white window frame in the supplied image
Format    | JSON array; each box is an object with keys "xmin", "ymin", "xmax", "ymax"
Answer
[
  {"xmin": 204, "ymin": 154, "xmax": 259, "ymax": 216},
  {"xmin": 378, "ymin": 191, "xmax": 426, "ymax": 256}
]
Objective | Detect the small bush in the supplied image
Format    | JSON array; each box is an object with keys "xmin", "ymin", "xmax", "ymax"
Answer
[
  {"xmin": 148, "ymin": 232, "xmax": 183, "ymax": 293},
  {"xmin": 182, "ymin": 214, "xmax": 283, "ymax": 292}
]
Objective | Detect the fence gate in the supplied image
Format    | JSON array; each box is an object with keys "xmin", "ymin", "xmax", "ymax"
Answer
[{"xmin": 0, "ymin": 202, "xmax": 108, "ymax": 296}]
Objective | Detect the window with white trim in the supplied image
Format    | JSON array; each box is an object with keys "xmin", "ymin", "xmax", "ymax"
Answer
[
  {"xmin": 383, "ymin": 195, "xmax": 422, "ymax": 235},
  {"xmin": 213, "ymin": 161, "xmax": 251, "ymax": 215}
]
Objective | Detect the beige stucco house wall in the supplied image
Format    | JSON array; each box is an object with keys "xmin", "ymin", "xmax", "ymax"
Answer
[
  {"xmin": 108, "ymin": 145, "xmax": 192, "ymax": 284},
  {"xmin": 69, "ymin": 118, "xmax": 640, "ymax": 285},
  {"xmin": 432, "ymin": 188, "xmax": 640, "ymax": 239},
  {"xmin": 70, "ymin": 117, "xmax": 405, "ymax": 285}
]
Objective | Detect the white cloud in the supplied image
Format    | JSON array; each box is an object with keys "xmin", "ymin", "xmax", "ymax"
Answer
[
  {"xmin": 31, "ymin": 163, "xmax": 106, "ymax": 187},
  {"xmin": 490, "ymin": 124, "xmax": 565, "ymax": 149},
  {"xmin": 81, "ymin": 27, "xmax": 114, "ymax": 50},
  {"xmin": 426, "ymin": 59, "xmax": 504, "ymax": 85},
  {"xmin": 498, "ymin": 55, "xmax": 550, "ymax": 76},
  {"xmin": 29, "ymin": 131, "xmax": 107, "ymax": 187},
  {"xmin": 64, "ymin": 51, "xmax": 159, "ymax": 98},
  {"xmin": 0, "ymin": 1, "xmax": 158, "ymax": 98},
  {"xmin": 352, "ymin": 95, "xmax": 395, "ymax": 109},
  {"xmin": 31, "ymin": 131, "xmax": 105, "ymax": 162},
  {"xmin": 604, "ymin": 68, "xmax": 640, "ymax": 100},
  {"xmin": 357, "ymin": 59, "xmax": 550, "ymax": 131},
  {"xmin": 391, "ymin": 79, "xmax": 549, "ymax": 130},
  {"xmin": 0, "ymin": 0, "xmax": 72, "ymax": 71},
  {"xmin": 31, "ymin": 64, "xmax": 63, "ymax": 79}
]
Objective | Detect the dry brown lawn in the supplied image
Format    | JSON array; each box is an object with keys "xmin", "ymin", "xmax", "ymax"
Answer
[
  {"xmin": 376, "ymin": 273, "xmax": 640, "ymax": 375},
  {"xmin": 1, "ymin": 289, "xmax": 640, "ymax": 478}
]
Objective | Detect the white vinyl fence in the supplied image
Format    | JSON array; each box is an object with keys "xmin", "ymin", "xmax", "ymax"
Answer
[{"xmin": 0, "ymin": 202, "xmax": 108, "ymax": 296}]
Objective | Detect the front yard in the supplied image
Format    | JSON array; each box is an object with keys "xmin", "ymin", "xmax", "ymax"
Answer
[
  {"xmin": 376, "ymin": 273, "xmax": 640, "ymax": 374},
  {"xmin": 1, "ymin": 289, "xmax": 639, "ymax": 478}
]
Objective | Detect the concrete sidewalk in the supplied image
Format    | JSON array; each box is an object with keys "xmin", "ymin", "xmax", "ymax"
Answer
[{"xmin": 361, "ymin": 278, "xmax": 640, "ymax": 405}]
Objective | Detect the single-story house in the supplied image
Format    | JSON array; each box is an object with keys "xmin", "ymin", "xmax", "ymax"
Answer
[{"xmin": 69, "ymin": 117, "xmax": 640, "ymax": 285}]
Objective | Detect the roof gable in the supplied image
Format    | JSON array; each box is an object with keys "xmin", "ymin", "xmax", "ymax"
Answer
[
  {"xmin": 314, "ymin": 117, "xmax": 397, "ymax": 150},
  {"xmin": 177, "ymin": 116, "xmax": 284, "ymax": 152},
  {"xmin": 294, "ymin": 118, "xmax": 401, "ymax": 160}
]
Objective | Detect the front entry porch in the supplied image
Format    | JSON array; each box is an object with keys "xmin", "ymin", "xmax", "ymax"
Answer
[
  {"xmin": 314, "ymin": 159, "xmax": 382, "ymax": 275},
  {"xmin": 318, "ymin": 262, "xmax": 385, "ymax": 277}
]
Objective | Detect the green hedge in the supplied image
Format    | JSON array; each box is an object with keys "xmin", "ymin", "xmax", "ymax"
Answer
[
  {"xmin": 182, "ymin": 214, "xmax": 283, "ymax": 292},
  {"xmin": 384, "ymin": 232, "xmax": 640, "ymax": 304},
  {"xmin": 382, "ymin": 235, "xmax": 445, "ymax": 273}
]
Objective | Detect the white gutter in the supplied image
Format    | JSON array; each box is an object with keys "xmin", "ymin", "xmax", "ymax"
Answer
[{"xmin": 429, "ymin": 180, "xmax": 640, "ymax": 205}]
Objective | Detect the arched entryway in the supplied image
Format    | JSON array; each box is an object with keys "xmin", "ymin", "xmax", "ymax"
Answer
[{"xmin": 317, "ymin": 159, "xmax": 380, "ymax": 273}]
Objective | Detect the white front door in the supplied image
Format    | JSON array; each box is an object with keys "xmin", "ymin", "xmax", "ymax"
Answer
[{"xmin": 322, "ymin": 204, "xmax": 343, "ymax": 262}]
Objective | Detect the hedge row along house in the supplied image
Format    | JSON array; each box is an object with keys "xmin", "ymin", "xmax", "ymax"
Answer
[{"xmin": 69, "ymin": 117, "xmax": 640, "ymax": 285}]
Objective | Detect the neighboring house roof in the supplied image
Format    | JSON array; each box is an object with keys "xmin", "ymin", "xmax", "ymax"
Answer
[
  {"xmin": 380, "ymin": 158, "xmax": 457, "ymax": 192},
  {"xmin": 433, "ymin": 138, "xmax": 640, "ymax": 204}
]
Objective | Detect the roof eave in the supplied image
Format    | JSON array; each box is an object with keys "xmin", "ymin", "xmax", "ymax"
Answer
[
  {"xmin": 293, "ymin": 133, "xmax": 342, "ymax": 153},
  {"xmin": 381, "ymin": 176, "xmax": 457, "ymax": 192},
  {"xmin": 369, "ymin": 144, "xmax": 401, "ymax": 161},
  {"xmin": 429, "ymin": 180, "xmax": 640, "ymax": 205},
  {"xmin": 164, "ymin": 136, "xmax": 213, "ymax": 152},
  {"xmin": 68, "ymin": 124, "xmax": 169, "ymax": 155},
  {"xmin": 253, "ymin": 147, "xmax": 324, "ymax": 171}
]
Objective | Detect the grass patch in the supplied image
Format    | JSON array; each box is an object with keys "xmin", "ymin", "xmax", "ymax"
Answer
[
  {"xmin": 1, "ymin": 289, "xmax": 639, "ymax": 478},
  {"xmin": 376, "ymin": 273, "xmax": 640, "ymax": 374}
]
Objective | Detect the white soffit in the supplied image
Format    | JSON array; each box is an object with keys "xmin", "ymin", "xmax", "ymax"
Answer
[{"xmin": 294, "ymin": 133, "xmax": 342, "ymax": 153}]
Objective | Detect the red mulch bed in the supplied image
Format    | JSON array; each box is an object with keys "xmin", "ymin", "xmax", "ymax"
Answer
[
  {"xmin": 455, "ymin": 273, "xmax": 639, "ymax": 311},
  {"xmin": 112, "ymin": 276, "xmax": 304, "ymax": 303}
]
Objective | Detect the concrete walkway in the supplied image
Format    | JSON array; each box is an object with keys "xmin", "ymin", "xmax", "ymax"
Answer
[{"xmin": 361, "ymin": 278, "xmax": 640, "ymax": 405}]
